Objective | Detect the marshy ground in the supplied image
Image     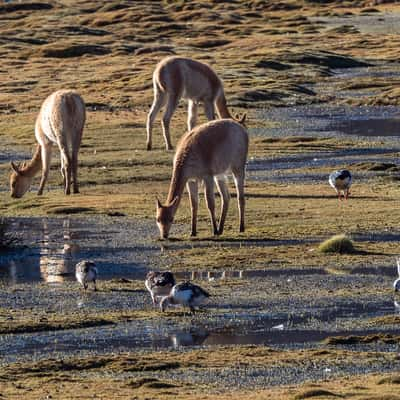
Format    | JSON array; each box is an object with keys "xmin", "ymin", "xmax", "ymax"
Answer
[{"xmin": 1, "ymin": 1, "xmax": 400, "ymax": 399}]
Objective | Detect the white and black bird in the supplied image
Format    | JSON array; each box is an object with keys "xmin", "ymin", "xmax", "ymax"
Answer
[
  {"xmin": 394, "ymin": 258, "xmax": 400, "ymax": 292},
  {"xmin": 75, "ymin": 260, "xmax": 98, "ymax": 291},
  {"xmin": 160, "ymin": 282, "xmax": 210, "ymax": 314},
  {"xmin": 145, "ymin": 271, "xmax": 175, "ymax": 305},
  {"xmin": 329, "ymin": 169, "xmax": 352, "ymax": 200}
]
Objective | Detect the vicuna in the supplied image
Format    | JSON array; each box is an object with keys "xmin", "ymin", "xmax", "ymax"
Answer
[
  {"xmin": 156, "ymin": 119, "xmax": 248, "ymax": 239},
  {"xmin": 10, "ymin": 90, "xmax": 85, "ymax": 198},
  {"xmin": 146, "ymin": 56, "xmax": 238, "ymax": 151}
]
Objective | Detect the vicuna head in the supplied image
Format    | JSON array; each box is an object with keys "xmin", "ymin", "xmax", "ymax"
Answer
[
  {"xmin": 156, "ymin": 197, "xmax": 179, "ymax": 239},
  {"xmin": 10, "ymin": 162, "xmax": 33, "ymax": 198}
]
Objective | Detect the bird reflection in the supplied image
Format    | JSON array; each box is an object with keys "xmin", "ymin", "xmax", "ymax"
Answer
[{"xmin": 169, "ymin": 329, "xmax": 209, "ymax": 348}]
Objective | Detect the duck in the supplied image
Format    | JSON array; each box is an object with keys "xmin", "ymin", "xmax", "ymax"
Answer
[
  {"xmin": 145, "ymin": 271, "xmax": 175, "ymax": 304},
  {"xmin": 329, "ymin": 169, "xmax": 352, "ymax": 200},
  {"xmin": 160, "ymin": 281, "xmax": 210, "ymax": 314},
  {"xmin": 75, "ymin": 260, "xmax": 98, "ymax": 291},
  {"xmin": 394, "ymin": 258, "xmax": 400, "ymax": 292}
]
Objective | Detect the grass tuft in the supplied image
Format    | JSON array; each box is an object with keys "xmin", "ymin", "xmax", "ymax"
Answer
[
  {"xmin": 318, "ymin": 234, "xmax": 355, "ymax": 254},
  {"xmin": 294, "ymin": 389, "xmax": 342, "ymax": 399}
]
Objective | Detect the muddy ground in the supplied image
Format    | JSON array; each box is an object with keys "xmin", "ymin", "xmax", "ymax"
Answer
[{"xmin": 2, "ymin": 1, "xmax": 400, "ymax": 399}]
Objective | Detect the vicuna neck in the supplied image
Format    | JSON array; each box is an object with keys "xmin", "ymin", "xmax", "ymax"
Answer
[
  {"xmin": 166, "ymin": 163, "xmax": 187, "ymax": 207},
  {"xmin": 215, "ymin": 92, "xmax": 232, "ymax": 119},
  {"xmin": 20, "ymin": 146, "xmax": 42, "ymax": 177}
]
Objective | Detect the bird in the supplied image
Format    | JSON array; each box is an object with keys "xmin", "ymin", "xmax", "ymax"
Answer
[
  {"xmin": 159, "ymin": 281, "xmax": 210, "ymax": 314},
  {"xmin": 329, "ymin": 169, "xmax": 352, "ymax": 200},
  {"xmin": 145, "ymin": 271, "xmax": 175, "ymax": 305},
  {"xmin": 75, "ymin": 260, "xmax": 98, "ymax": 291},
  {"xmin": 394, "ymin": 257, "xmax": 400, "ymax": 292}
]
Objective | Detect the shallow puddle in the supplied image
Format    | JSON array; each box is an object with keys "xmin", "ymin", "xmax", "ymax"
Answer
[
  {"xmin": 331, "ymin": 118, "xmax": 400, "ymax": 137},
  {"xmin": 0, "ymin": 217, "xmax": 322, "ymax": 285},
  {"xmin": 0, "ymin": 217, "xmax": 155, "ymax": 285},
  {"xmin": 1, "ymin": 217, "xmax": 399, "ymax": 364},
  {"xmin": 251, "ymin": 102, "xmax": 400, "ymax": 183},
  {"xmin": 312, "ymin": 11, "xmax": 400, "ymax": 36},
  {"xmin": 1, "ymin": 299, "xmax": 399, "ymax": 363}
]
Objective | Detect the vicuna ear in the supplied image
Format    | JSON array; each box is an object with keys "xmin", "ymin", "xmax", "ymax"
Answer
[
  {"xmin": 10, "ymin": 161, "xmax": 20, "ymax": 174},
  {"xmin": 156, "ymin": 197, "xmax": 162, "ymax": 209},
  {"xmin": 238, "ymin": 113, "xmax": 247, "ymax": 126},
  {"xmin": 169, "ymin": 196, "xmax": 179, "ymax": 207}
]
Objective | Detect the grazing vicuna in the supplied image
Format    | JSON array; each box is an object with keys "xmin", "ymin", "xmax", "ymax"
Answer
[
  {"xmin": 156, "ymin": 119, "xmax": 248, "ymax": 239},
  {"xmin": 146, "ymin": 56, "xmax": 239, "ymax": 151},
  {"xmin": 10, "ymin": 90, "xmax": 85, "ymax": 198}
]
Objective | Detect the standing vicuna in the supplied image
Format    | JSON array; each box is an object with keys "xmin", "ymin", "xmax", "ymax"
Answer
[
  {"xmin": 156, "ymin": 119, "xmax": 248, "ymax": 239},
  {"xmin": 146, "ymin": 56, "xmax": 242, "ymax": 151},
  {"xmin": 10, "ymin": 90, "xmax": 85, "ymax": 198}
]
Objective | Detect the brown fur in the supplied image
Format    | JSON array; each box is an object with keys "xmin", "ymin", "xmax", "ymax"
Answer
[
  {"xmin": 156, "ymin": 119, "xmax": 248, "ymax": 238},
  {"xmin": 146, "ymin": 56, "xmax": 233, "ymax": 151},
  {"xmin": 10, "ymin": 90, "xmax": 85, "ymax": 198}
]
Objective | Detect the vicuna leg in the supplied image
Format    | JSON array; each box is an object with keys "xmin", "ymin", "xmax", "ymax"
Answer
[
  {"xmin": 203, "ymin": 176, "xmax": 218, "ymax": 236},
  {"xmin": 187, "ymin": 100, "xmax": 198, "ymax": 131},
  {"xmin": 187, "ymin": 180, "xmax": 199, "ymax": 237},
  {"xmin": 146, "ymin": 85, "xmax": 167, "ymax": 151},
  {"xmin": 232, "ymin": 169, "xmax": 245, "ymax": 233},
  {"xmin": 162, "ymin": 93, "xmax": 180, "ymax": 151},
  {"xmin": 71, "ymin": 150, "xmax": 79, "ymax": 194},
  {"xmin": 60, "ymin": 152, "xmax": 72, "ymax": 195},
  {"xmin": 203, "ymin": 101, "xmax": 215, "ymax": 121},
  {"xmin": 38, "ymin": 144, "xmax": 52, "ymax": 195},
  {"xmin": 215, "ymin": 176, "xmax": 230, "ymax": 235}
]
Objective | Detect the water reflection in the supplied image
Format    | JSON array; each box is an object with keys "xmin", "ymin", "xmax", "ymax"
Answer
[
  {"xmin": 0, "ymin": 218, "xmax": 80, "ymax": 285},
  {"xmin": 169, "ymin": 329, "xmax": 209, "ymax": 348},
  {"xmin": 39, "ymin": 219, "xmax": 79, "ymax": 283},
  {"xmin": 175, "ymin": 268, "xmax": 327, "ymax": 281}
]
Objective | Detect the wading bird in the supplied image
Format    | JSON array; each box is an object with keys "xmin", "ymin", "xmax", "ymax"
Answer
[
  {"xmin": 394, "ymin": 258, "xmax": 400, "ymax": 292},
  {"xmin": 160, "ymin": 282, "xmax": 210, "ymax": 315},
  {"xmin": 75, "ymin": 260, "xmax": 98, "ymax": 291},
  {"xmin": 145, "ymin": 271, "xmax": 175, "ymax": 304},
  {"xmin": 329, "ymin": 169, "xmax": 352, "ymax": 200}
]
